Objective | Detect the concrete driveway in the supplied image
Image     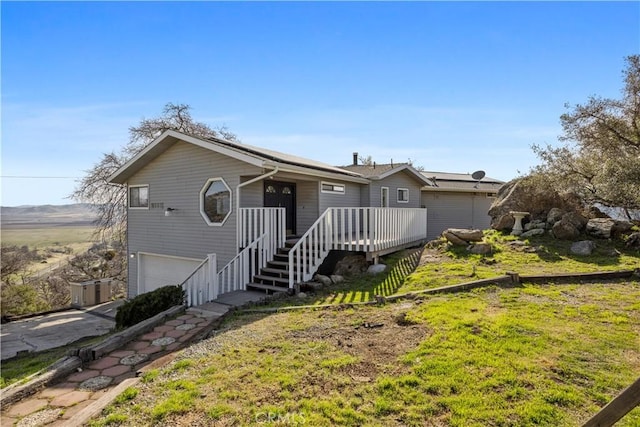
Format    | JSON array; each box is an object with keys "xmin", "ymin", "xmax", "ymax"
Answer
[{"xmin": 1, "ymin": 300, "xmax": 124, "ymax": 360}]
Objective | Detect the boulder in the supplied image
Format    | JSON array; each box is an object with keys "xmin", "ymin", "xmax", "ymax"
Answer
[
  {"xmin": 488, "ymin": 178, "xmax": 581, "ymax": 224},
  {"xmin": 586, "ymin": 218, "xmax": 615, "ymax": 239},
  {"xmin": 521, "ymin": 228, "xmax": 545, "ymax": 238},
  {"xmin": 586, "ymin": 206, "xmax": 609, "ymax": 219},
  {"xmin": 333, "ymin": 255, "xmax": 368, "ymax": 276},
  {"xmin": 626, "ymin": 232, "xmax": 640, "ymax": 249},
  {"xmin": 552, "ymin": 219, "xmax": 580, "ymax": 240},
  {"xmin": 305, "ymin": 282, "xmax": 324, "ymax": 291},
  {"xmin": 524, "ymin": 220, "xmax": 546, "ymax": 231},
  {"xmin": 570, "ymin": 240, "xmax": 596, "ymax": 256},
  {"xmin": 612, "ymin": 220, "xmax": 634, "ymax": 238},
  {"xmin": 444, "ymin": 228, "xmax": 483, "ymax": 242},
  {"xmin": 492, "ymin": 214, "xmax": 515, "ymax": 232},
  {"xmin": 562, "ymin": 211, "xmax": 588, "ymax": 231},
  {"xmin": 367, "ymin": 264, "xmax": 387, "ymax": 275},
  {"xmin": 547, "ymin": 208, "xmax": 565, "ymax": 225},
  {"xmin": 467, "ymin": 243, "xmax": 493, "ymax": 255},
  {"xmin": 330, "ymin": 275, "xmax": 344, "ymax": 284},
  {"xmin": 442, "ymin": 231, "xmax": 469, "ymax": 246},
  {"xmin": 314, "ymin": 274, "xmax": 332, "ymax": 286}
]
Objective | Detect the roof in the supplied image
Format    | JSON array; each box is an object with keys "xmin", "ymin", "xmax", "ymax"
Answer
[
  {"xmin": 340, "ymin": 163, "xmax": 433, "ymax": 186},
  {"xmin": 109, "ymin": 130, "xmax": 367, "ymax": 184},
  {"xmin": 421, "ymin": 170, "xmax": 504, "ymax": 193},
  {"xmin": 212, "ymin": 138, "xmax": 361, "ymax": 178}
]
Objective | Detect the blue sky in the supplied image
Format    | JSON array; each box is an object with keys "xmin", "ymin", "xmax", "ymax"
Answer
[{"xmin": 2, "ymin": 1, "xmax": 638, "ymax": 206}]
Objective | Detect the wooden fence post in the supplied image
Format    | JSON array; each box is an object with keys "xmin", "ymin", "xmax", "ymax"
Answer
[{"xmin": 582, "ymin": 377, "xmax": 640, "ymax": 427}]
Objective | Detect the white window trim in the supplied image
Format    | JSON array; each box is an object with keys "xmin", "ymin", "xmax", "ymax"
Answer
[
  {"xmin": 199, "ymin": 177, "xmax": 233, "ymax": 227},
  {"xmin": 320, "ymin": 181, "xmax": 346, "ymax": 195},
  {"xmin": 128, "ymin": 185, "xmax": 149, "ymax": 209},
  {"xmin": 381, "ymin": 187, "xmax": 389, "ymax": 207},
  {"xmin": 397, "ymin": 188, "xmax": 409, "ymax": 203}
]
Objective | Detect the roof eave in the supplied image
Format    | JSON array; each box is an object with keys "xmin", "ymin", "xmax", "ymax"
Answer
[
  {"xmin": 109, "ymin": 130, "xmax": 267, "ymax": 184},
  {"xmin": 264, "ymin": 161, "xmax": 369, "ymax": 183},
  {"xmin": 374, "ymin": 165, "xmax": 433, "ymax": 186},
  {"xmin": 421, "ymin": 186, "xmax": 500, "ymax": 194}
]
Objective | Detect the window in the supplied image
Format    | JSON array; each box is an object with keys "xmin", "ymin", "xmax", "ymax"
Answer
[
  {"xmin": 129, "ymin": 185, "xmax": 149, "ymax": 209},
  {"xmin": 381, "ymin": 187, "xmax": 389, "ymax": 207},
  {"xmin": 397, "ymin": 188, "xmax": 409, "ymax": 203},
  {"xmin": 199, "ymin": 178, "xmax": 232, "ymax": 226},
  {"xmin": 321, "ymin": 182, "xmax": 345, "ymax": 194}
]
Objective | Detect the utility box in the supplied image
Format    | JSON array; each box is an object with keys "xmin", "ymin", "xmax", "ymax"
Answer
[{"xmin": 70, "ymin": 279, "xmax": 113, "ymax": 308}]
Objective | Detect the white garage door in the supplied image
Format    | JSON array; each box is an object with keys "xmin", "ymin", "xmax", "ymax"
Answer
[{"xmin": 138, "ymin": 253, "xmax": 203, "ymax": 295}]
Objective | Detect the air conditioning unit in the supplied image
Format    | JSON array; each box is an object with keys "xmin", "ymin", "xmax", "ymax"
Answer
[{"xmin": 70, "ymin": 279, "xmax": 113, "ymax": 308}]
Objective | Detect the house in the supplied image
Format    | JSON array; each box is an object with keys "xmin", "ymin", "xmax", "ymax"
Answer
[
  {"xmin": 339, "ymin": 163, "xmax": 504, "ymax": 240},
  {"xmin": 109, "ymin": 130, "xmax": 502, "ymax": 305},
  {"xmin": 420, "ymin": 171, "xmax": 503, "ymax": 240}
]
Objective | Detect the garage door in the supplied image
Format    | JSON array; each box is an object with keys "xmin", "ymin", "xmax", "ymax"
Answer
[
  {"xmin": 422, "ymin": 193, "xmax": 494, "ymax": 240},
  {"xmin": 138, "ymin": 253, "xmax": 203, "ymax": 295}
]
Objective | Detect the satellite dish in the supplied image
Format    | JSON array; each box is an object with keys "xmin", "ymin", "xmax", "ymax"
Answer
[{"xmin": 471, "ymin": 170, "xmax": 486, "ymax": 181}]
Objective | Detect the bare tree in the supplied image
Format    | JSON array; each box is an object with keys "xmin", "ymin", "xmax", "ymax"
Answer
[
  {"xmin": 532, "ymin": 55, "xmax": 640, "ymax": 218},
  {"xmin": 72, "ymin": 103, "xmax": 239, "ymax": 241}
]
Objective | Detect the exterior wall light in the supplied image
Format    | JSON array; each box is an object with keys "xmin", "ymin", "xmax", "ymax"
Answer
[{"xmin": 165, "ymin": 207, "xmax": 177, "ymax": 217}]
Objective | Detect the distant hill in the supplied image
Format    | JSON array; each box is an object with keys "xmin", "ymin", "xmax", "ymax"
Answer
[{"xmin": 1, "ymin": 203, "xmax": 98, "ymax": 228}]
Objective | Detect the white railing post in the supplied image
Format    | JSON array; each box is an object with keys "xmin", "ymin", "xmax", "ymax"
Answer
[{"xmin": 208, "ymin": 253, "xmax": 218, "ymax": 300}]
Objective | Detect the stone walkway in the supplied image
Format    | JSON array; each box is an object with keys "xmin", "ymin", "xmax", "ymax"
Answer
[{"xmin": 0, "ymin": 291, "xmax": 267, "ymax": 427}]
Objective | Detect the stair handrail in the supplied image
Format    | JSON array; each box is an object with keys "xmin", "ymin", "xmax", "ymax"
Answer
[
  {"xmin": 216, "ymin": 233, "xmax": 268, "ymax": 299},
  {"xmin": 181, "ymin": 257, "xmax": 212, "ymax": 307},
  {"xmin": 287, "ymin": 208, "xmax": 334, "ymax": 289}
]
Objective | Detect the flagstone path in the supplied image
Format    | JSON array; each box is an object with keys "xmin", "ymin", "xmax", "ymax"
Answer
[{"xmin": 0, "ymin": 292, "xmax": 265, "ymax": 427}]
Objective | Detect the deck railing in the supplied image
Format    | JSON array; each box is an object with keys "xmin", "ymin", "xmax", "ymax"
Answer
[
  {"xmin": 238, "ymin": 208, "xmax": 286, "ymax": 252},
  {"xmin": 288, "ymin": 207, "xmax": 427, "ymax": 289},
  {"xmin": 183, "ymin": 207, "xmax": 426, "ymax": 305}
]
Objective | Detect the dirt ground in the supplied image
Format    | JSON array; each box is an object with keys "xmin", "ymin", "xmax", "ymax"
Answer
[{"xmin": 287, "ymin": 303, "xmax": 429, "ymax": 381}]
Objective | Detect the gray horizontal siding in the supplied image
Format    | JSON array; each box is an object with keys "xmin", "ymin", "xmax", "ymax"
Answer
[
  {"xmin": 369, "ymin": 171, "xmax": 422, "ymax": 208},
  {"xmin": 297, "ymin": 181, "xmax": 319, "ymax": 234},
  {"xmin": 319, "ymin": 181, "xmax": 362, "ymax": 211},
  {"xmin": 421, "ymin": 191, "xmax": 495, "ymax": 240},
  {"xmin": 126, "ymin": 141, "xmax": 262, "ymax": 296}
]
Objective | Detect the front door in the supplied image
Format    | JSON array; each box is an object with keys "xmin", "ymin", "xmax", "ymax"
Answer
[{"xmin": 264, "ymin": 181, "xmax": 296, "ymax": 235}]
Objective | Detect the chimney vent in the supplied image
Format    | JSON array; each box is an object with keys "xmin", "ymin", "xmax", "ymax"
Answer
[{"xmin": 353, "ymin": 152, "xmax": 358, "ymax": 166}]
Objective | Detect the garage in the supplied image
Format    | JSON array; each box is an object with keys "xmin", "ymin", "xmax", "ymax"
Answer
[
  {"xmin": 137, "ymin": 253, "xmax": 203, "ymax": 295},
  {"xmin": 422, "ymin": 192, "xmax": 496, "ymax": 240}
]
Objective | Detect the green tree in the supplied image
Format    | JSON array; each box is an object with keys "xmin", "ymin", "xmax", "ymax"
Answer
[{"xmin": 532, "ymin": 55, "xmax": 640, "ymax": 219}]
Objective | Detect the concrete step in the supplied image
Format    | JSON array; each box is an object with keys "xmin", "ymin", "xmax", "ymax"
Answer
[
  {"xmin": 186, "ymin": 302, "xmax": 230, "ymax": 318},
  {"xmin": 246, "ymin": 282, "xmax": 290, "ymax": 293}
]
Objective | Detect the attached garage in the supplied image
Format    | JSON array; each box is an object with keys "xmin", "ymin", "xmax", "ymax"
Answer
[
  {"xmin": 137, "ymin": 253, "xmax": 203, "ymax": 295},
  {"xmin": 422, "ymin": 192, "xmax": 496, "ymax": 240}
]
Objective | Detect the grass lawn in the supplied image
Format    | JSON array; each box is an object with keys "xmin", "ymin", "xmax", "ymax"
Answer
[
  {"xmin": 1, "ymin": 334, "xmax": 111, "ymax": 389},
  {"xmin": 257, "ymin": 231, "xmax": 638, "ymax": 308},
  {"xmin": 89, "ymin": 231, "xmax": 640, "ymax": 426}
]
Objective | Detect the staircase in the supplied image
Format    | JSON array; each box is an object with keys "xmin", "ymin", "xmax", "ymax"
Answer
[{"xmin": 246, "ymin": 238, "xmax": 310, "ymax": 293}]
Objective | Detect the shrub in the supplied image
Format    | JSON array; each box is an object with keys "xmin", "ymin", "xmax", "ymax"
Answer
[{"xmin": 115, "ymin": 285, "xmax": 185, "ymax": 329}]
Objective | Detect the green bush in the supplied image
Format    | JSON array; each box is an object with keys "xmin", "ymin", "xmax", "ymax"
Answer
[{"xmin": 115, "ymin": 285, "xmax": 185, "ymax": 329}]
